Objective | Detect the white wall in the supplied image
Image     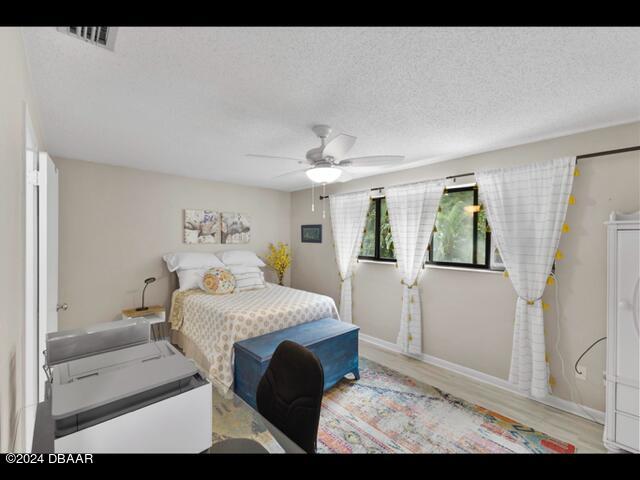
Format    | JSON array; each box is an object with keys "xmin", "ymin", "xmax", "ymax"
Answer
[
  {"xmin": 0, "ymin": 28, "xmax": 44, "ymax": 453},
  {"xmin": 290, "ymin": 122, "xmax": 640, "ymax": 412},
  {"xmin": 55, "ymin": 157, "xmax": 292, "ymax": 330}
]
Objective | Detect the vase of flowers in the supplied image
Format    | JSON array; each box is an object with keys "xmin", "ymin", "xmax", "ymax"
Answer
[{"xmin": 265, "ymin": 242, "xmax": 291, "ymax": 286}]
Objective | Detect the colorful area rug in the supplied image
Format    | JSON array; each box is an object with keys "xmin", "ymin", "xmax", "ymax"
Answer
[
  {"xmin": 211, "ymin": 357, "xmax": 576, "ymax": 453},
  {"xmin": 317, "ymin": 358, "xmax": 575, "ymax": 453}
]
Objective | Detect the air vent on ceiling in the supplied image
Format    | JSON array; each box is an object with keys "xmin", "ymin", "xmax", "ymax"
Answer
[{"xmin": 56, "ymin": 27, "xmax": 118, "ymax": 51}]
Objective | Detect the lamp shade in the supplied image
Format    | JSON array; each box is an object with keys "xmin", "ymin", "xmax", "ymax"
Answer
[{"xmin": 305, "ymin": 166, "xmax": 342, "ymax": 184}]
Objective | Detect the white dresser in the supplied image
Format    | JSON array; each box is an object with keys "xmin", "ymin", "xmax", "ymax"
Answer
[{"xmin": 604, "ymin": 211, "xmax": 640, "ymax": 453}]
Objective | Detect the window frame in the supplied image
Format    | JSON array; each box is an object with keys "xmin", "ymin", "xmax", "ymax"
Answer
[
  {"xmin": 426, "ymin": 185, "xmax": 492, "ymax": 270},
  {"xmin": 358, "ymin": 196, "xmax": 397, "ymax": 263}
]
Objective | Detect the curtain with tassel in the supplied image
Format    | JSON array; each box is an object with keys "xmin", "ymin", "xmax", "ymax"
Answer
[
  {"xmin": 385, "ymin": 179, "xmax": 445, "ymax": 354},
  {"xmin": 329, "ymin": 190, "xmax": 371, "ymax": 323},
  {"xmin": 476, "ymin": 157, "xmax": 576, "ymax": 398}
]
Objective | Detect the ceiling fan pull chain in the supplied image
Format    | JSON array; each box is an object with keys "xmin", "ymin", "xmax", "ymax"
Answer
[
  {"xmin": 311, "ymin": 183, "xmax": 315, "ymax": 212},
  {"xmin": 322, "ymin": 183, "xmax": 327, "ymax": 219}
]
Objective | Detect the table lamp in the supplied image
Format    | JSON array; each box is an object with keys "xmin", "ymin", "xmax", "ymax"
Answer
[{"xmin": 136, "ymin": 277, "xmax": 156, "ymax": 311}]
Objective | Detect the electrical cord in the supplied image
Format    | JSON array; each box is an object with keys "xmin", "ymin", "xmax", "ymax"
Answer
[
  {"xmin": 575, "ymin": 337, "xmax": 606, "ymax": 375},
  {"xmin": 550, "ymin": 271, "xmax": 602, "ymax": 424}
]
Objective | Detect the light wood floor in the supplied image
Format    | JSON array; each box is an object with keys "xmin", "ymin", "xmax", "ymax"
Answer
[{"xmin": 359, "ymin": 341, "xmax": 607, "ymax": 453}]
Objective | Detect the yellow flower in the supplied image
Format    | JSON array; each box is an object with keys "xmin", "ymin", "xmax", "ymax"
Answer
[{"xmin": 265, "ymin": 242, "xmax": 291, "ymax": 285}]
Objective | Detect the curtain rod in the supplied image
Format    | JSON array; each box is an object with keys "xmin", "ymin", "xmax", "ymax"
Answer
[
  {"xmin": 318, "ymin": 145, "xmax": 639, "ymax": 200},
  {"xmin": 443, "ymin": 145, "xmax": 640, "ymax": 181}
]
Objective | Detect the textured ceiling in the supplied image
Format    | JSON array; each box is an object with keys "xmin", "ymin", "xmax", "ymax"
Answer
[{"xmin": 22, "ymin": 27, "xmax": 640, "ymax": 191}]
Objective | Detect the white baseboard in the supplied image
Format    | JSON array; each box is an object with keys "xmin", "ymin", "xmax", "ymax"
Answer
[{"xmin": 359, "ymin": 333, "xmax": 605, "ymax": 425}]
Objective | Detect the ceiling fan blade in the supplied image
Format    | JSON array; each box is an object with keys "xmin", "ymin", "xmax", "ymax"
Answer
[
  {"xmin": 246, "ymin": 154, "xmax": 306, "ymax": 164},
  {"xmin": 272, "ymin": 168, "xmax": 308, "ymax": 180},
  {"xmin": 341, "ymin": 155, "xmax": 405, "ymax": 167},
  {"xmin": 322, "ymin": 134, "xmax": 356, "ymax": 160},
  {"xmin": 337, "ymin": 170, "xmax": 354, "ymax": 183}
]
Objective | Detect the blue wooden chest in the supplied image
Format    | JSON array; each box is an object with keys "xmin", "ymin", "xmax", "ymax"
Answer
[{"xmin": 233, "ymin": 318, "xmax": 360, "ymax": 409}]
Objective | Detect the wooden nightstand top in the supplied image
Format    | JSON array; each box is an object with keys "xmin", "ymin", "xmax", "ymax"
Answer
[{"xmin": 122, "ymin": 305, "xmax": 165, "ymax": 319}]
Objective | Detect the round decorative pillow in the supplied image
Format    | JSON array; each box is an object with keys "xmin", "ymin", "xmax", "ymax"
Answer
[{"xmin": 201, "ymin": 267, "xmax": 235, "ymax": 295}]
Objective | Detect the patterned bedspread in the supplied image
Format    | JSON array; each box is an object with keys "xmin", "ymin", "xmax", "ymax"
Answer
[{"xmin": 169, "ymin": 283, "xmax": 340, "ymax": 387}]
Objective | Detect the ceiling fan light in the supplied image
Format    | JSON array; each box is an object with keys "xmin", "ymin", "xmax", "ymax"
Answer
[{"xmin": 306, "ymin": 166, "xmax": 342, "ymax": 184}]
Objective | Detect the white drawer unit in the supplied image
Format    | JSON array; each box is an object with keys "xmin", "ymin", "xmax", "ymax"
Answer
[
  {"xmin": 616, "ymin": 383, "xmax": 640, "ymax": 417},
  {"xmin": 604, "ymin": 211, "xmax": 640, "ymax": 453},
  {"xmin": 615, "ymin": 413, "xmax": 639, "ymax": 452}
]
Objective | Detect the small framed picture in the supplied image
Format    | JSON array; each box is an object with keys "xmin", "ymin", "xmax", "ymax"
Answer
[{"xmin": 301, "ymin": 224, "xmax": 322, "ymax": 243}]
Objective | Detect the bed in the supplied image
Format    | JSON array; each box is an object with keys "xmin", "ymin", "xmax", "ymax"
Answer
[{"xmin": 169, "ymin": 283, "xmax": 340, "ymax": 388}]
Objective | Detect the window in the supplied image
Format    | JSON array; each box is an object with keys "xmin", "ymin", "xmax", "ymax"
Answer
[
  {"xmin": 357, "ymin": 186, "xmax": 497, "ymax": 270},
  {"xmin": 427, "ymin": 185, "xmax": 491, "ymax": 269},
  {"xmin": 359, "ymin": 197, "xmax": 396, "ymax": 262}
]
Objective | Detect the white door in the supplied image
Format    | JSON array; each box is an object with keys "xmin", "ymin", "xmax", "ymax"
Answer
[{"xmin": 38, "ymin": 152, "xmax": 59, "ymax": 401}]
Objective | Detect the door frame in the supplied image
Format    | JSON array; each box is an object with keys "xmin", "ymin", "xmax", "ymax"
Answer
[
  {"xmin": 23, "ymin": 103, "xmax": 39, "ymax": 452},
  {"xmin": 37, "ymin": 152, "xmax": 58, "ymax": 394}
]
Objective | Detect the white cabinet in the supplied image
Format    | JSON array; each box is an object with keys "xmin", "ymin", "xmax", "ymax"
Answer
[{"xmin": 604, "ymin": 211, "xmax": 640, "ymax": 453}]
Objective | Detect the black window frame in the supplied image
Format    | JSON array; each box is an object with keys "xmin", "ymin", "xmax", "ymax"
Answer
[
  {"xmin": 358, "ymin": 196, "xmax": 397, "ymax": 263},
  {"xmin": 426, "ymin": 185, "xmax": 491, "ymax": 270}
]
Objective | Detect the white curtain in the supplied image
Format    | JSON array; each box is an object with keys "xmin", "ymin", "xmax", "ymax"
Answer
[
  {"xmin": 476, "ymin": 157, "xmax": 576, "ymax": 398},
  {"xmin": 386, "ymin": 180, "xmax": 445, "ymax": 354},
  {"xmin": 329, "ymin": 190, "xmax": 371, "ymax": 323}
]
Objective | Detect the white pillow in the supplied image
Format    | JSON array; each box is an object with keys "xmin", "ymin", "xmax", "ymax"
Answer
[
  {"xmin": 234, "ymin": 273, "xmax": 266, "ymax": 292},
  {"xmin": 163, "ymin": 252, "xmax": 225, "ymax": 272},
  {"xmin": 176, "ymin": 268, "xmax": 206, "ymax": 291},
  {"xmin": 227, "ymin": 265, "xmax": 262, "ymax": 276},
  {"xmin": 216, "ymin": 250, "xmax": 265, "ymax": 267},
  {"xmin": 233, "ymin": 271, "xmax": 265, "ymax": 282}
]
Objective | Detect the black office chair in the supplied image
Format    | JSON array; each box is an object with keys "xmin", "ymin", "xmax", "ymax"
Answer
[
  {"xmin": 256, "ymin": 340, "xmax": 325, "ymax": 454},
  {"xmin": 209, "ymin": 437, "xmax": 269, "ymax": 454},
  {"xmin": 210, "ymin": 340, "xmax": 324, "ymax": 454}
]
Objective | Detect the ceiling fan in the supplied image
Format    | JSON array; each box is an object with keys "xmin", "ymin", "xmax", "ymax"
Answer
[{"xmin": 247, "ymin": 125, "xmax": 405, "ymax": 184}]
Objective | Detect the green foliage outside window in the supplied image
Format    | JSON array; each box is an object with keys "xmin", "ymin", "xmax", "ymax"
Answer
[
  {"xmin": 360, "ymin": 198, "xmax": 395, "ymax": 260},
  {"xmin": 431, "ymin": 188, "xmax": 488, "ymax": 266},
  {"xmin": 359, "ymin": 188, "xmax": 489, "ymax": 267},
  {"xmin": 379, "ymin": 199, "xmax": 395, "ymax": 259}
]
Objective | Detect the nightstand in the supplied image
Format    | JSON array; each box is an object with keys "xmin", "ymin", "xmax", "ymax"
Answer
[{"xmin": 121, "ymin": 305, "xmax": 167, "ymax": 341}]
